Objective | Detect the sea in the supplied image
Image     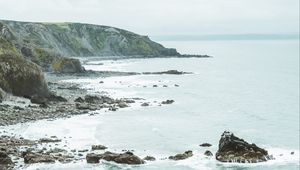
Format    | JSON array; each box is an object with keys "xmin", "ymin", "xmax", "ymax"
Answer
[{"xmin": 2, "ymin": 39, "xmax": 299, "ymax": 170}]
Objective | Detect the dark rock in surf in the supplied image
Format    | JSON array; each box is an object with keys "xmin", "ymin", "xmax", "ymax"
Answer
[
  {"xmin": 215, "ymin": 131, "xmax": 272, "ymax": 163},
  {"xmin": 143, "ymin": 156, "xmax": 156, "ymax": 161},
  {"xmin": 86, "ymin": 151, "xmax": 144, "ymax": 165},
  {"xmin": 161, "ymin": 100, "xmax": 174, "ymax": 104},
  {"xmin": 204, "ymin": 150, "xmax": 213, "ymax": 157},
  {"xmin": 199, "ymin": 143, "xmax": 212, "ymax": 147},
  {"xmin": 169, "ymin": 150, "xmax": 193, "ymax": 160}
]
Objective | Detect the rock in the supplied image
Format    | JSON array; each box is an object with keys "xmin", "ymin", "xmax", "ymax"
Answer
[
  {"xmin": 47, "ymin": 93, "xmax": 67, "ymax": 102},
  {"xmin": 74, "ymin": 97, "xmax": 84, "ymax": 103},
  {"xmin": 39, "ymin": 138, "xmax": 62, "ymax": 143},
  {"xmin": 30, "ymin": 95, "xmax": 48, "ymax": 105},
  {"xmin": 91, "ymin": 145, "xmax": 107, "ymax": 150},
  {"xmin": 204, "ymin": 150, "xmax": 213, "ymax": 157},
  {"xmin": 153, "ymin": 85, "xmax": 158, "ymax": 87},
  {"xmin": 143, "ymin": 156, "xmax": 156, "ymax": 161},
  {"xmin": 169, "ymin": 150, "xmax": 193, "ymax": 160},
  {"xmin": 141, "ymin": 103, "xmax": 149, "ymax": 107},
  {"xmin": 86, "ymin": 151, "xmax": 144, "ymax": 165},
  {"xmin": 174, "ymin": 84, "xmax": 179, "ymax": 87},
  {"xmin": 0, "ymin": 54, "xmax": 49, "ymax": 98},
  {"xmin": 52, "ymin": 58, "xmax": 85, "ymax": 74},
  {"xmin": 216, "ymin": 131, "xmax": 272, "ymax": 163},
  {"xmin": 163, "ymin": 85, "xmax": 168, "ymax": 87},
  {"xmin": 99, "ymin": 81, "xmax": 104, "ymax": 84},
  {"xmin": 0, "ymin": 88, "xmax": 4, "ymax": 103},
  {"xmin": 23, "ymin": 151, "xmax": 55, "ymax": 164},
  {"xmin": 199, "ymin": 143, "xmax": 212, "ymax": 147},
  {"xmin": 291, "ymin": 152, "xmax": 294, "ymax": 155},
  {"xmin": 117, "ymin": 102, "xmax": 129, "ymax": 108},
  {"xmin": 143, "ymin": 70, "xmax": 191, "ymax": 75},
  {"xmin": 161, "ymin": 100, "xmax": 174, "ymax": 104},
  {"xmin": 0, "ymin": 151, "xmax": 13, "ymax": 165}
]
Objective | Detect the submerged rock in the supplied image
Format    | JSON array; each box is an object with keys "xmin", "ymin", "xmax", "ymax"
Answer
[
  {"xmin": 215, "ymin": 131, "xmax": 272, "ymax": 163},
  {"xmin": 169, "ymin": 150, "xmax": 193, "ymax": 160},
  {"xmin": 143, "ymin": 70, "xmax": 191, "ymax": 75},
  {"xmin": 86, "ymin": 151, "xmax": 144, "ymax": 165}
]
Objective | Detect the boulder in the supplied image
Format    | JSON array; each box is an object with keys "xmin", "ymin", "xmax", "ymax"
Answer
[
  {"xmin": 22, "ymin": 151, "xmax": 55, "ymax": 164},
  {"xmin": 161, "ymin": 100, "xmax": 174, "ymax": 104},
  {"xmin": 143, "ymin": 156, "xmax": 156, "ymax": 161},
  {"xmin": 52, "ymin": 58, "xmax": 85, "ymax": 73},
  {"xmin": 86, "ymin": 151, "xmax": 144, "ymax": 165},
  {"xmin": 0, "ymin": 88, "xmax": 4, "ymax": 103},
  {"xmin": 0, "ymin": 54, "xmax": 49, "ymax": 98},
  {"xmin": 215, "ymin": 131, "xmax": 272, "ymax": 163},
  {"xmin": 204, "ymin": 150, "xmax": 213, "ymax": 157},
  {"xmin": 169, "ymin": 150, "xmax": 193, "ymax": 160},
  {"xmin": 0, "ymin": 151, "xmax": 14, "ymax": 169}
]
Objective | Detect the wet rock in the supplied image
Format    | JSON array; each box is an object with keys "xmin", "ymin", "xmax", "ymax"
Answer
[
  {"xmin": 169, "ymin": 150, "xmax": 193, "ymax": 160},
  {"xmin": 91, "ymin": 145, "xmax": 107, "ymax": 150},
  {"xmin": 216, "ymin": 131, "xmax": 272, "ymax": 163},
  {"xmin": 47, "ymin": 93, "xmax": 67, "ymax": 102},
  {"xmin": 204, "ymin": 150, "xmax": 213, "ymax": 157},
  {"xmin": 199, "ymin": 143, "xmax": 212, "ymax": 147},
  {"xmin": 174, "ymin": 84, "xmax": 179, "ymax": 87},
  {"xmin": 0, "ymin": 151, "xmax": 13, "ymax": 165},
  {"xmin": 23, "ymin": 151, "xmax": 55, "ymax": 164},
  {"xmin": 163, "ymin": 85, "xmax": 168, "ymax": 87},
  {"xmin": 143, "ymin": 156, "xmax": 156, "ymax": 161},
  {"xmin": 141, "ymin": 103, "xmax": 149, "ymax": 107},
  {"xmin": 86, "ymin": 151, "xmax": 144, "ymax": 165},
  {"xmin": 99, "ymin": 81, "xmax": 104, "ymax": 84},
  {"xmin": 84, "ymin": 95, "xmax": 101, "ymax": 103},
  {"xmin": 74, "ymin": 97, "xmax": 84, "ymax": 103},
  {"xmin": 39, "ymin": 138, "xmax": 62, "ymax": 143},
  {"xmin": 161, "ymin": 100, "xmax": 174, "ymax": 104},
  {"xmin": 153, "ymin": 85, "xmax": 158, "ymax": 88},
  {"xmin": 291, "ymin": 152, "xmax": 294, "ymax": 155}
]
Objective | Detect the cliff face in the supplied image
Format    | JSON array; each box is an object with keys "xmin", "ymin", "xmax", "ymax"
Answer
[{"xmin": 0, "ymin": 20, "xmax": 179, "ymax": 57}]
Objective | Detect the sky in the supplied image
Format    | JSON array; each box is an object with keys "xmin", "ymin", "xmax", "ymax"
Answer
[{"xmin": 0, "ymin": 0, "xmax": 299, "ymax": 36}]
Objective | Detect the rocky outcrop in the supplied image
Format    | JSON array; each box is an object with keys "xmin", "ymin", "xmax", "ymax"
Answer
[
  {"xmin": 52, "ymin": 58, "xmax": 85, "ymax": 73},
  {"xmin": 169, "ymin": 150, "xmax": 193, "ymax": 160},
  {"xmin": 86, "ymin": 151, "xmax": 144, "ymax": 165},
  {"xmin": 0, "ymin": 54, "xmax": 49, "ymax": 98},
  {"xmin": 216, "ymin": 131, "xmax": 272, "ymax": 163}
]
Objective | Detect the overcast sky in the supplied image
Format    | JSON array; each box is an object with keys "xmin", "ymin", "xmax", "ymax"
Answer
[{"xmin": 0, "ymin": 0, "xmax": 299, "ymax": 36}]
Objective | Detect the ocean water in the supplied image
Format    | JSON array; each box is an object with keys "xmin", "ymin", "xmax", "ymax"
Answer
[{"xmin": 3, "ymin": 40, "xmax": 299, "ymax": 170}]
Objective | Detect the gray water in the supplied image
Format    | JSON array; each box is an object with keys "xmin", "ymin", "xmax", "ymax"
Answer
[{"xmin": 3, "ymin": 40, "xmax": 299, "ymax": 170}]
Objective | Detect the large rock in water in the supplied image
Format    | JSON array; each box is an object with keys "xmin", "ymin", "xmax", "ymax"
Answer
[
  {"xmin": 86, "ymin": 151, "xmax": 144, "ymax": 165},
  {"xmin": 0, "ymin": 54, "xmax": 49, "ymax": 97},
  {"xmin": 216, "ymin": 131, "xmax": 272, "ymax": 163}
]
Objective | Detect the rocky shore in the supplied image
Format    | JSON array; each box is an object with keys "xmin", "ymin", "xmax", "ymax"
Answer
[{"xmin": 0, "ymin": 130, "xmax": 285, "ymax": 169}]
